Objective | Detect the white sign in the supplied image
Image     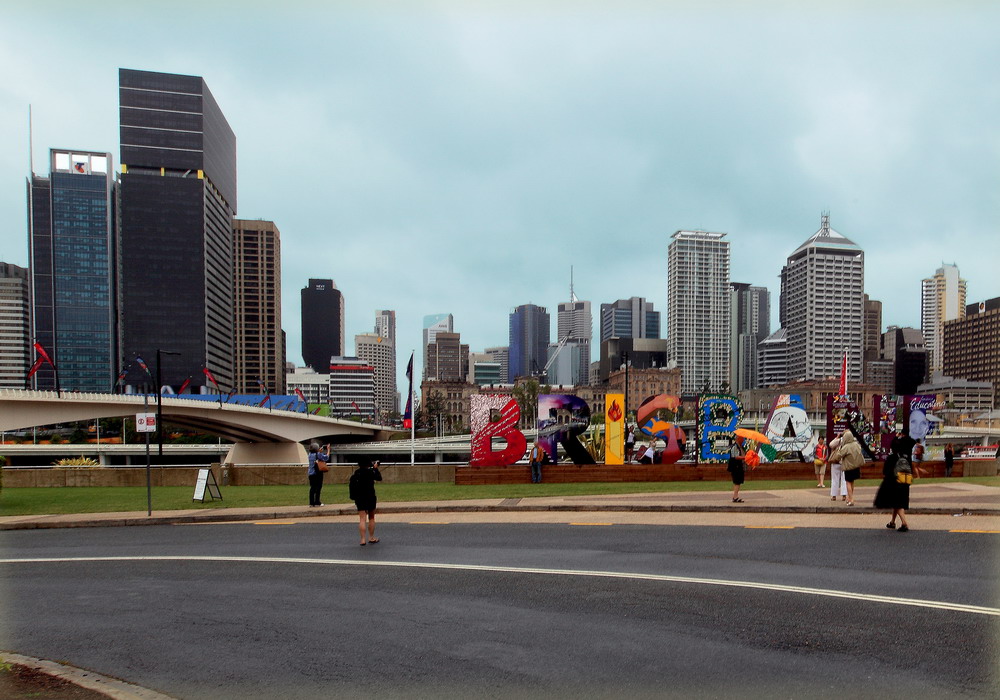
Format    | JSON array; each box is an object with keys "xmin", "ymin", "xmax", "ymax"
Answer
[{"xmin": 135, "ymin": 413, "xmax": 157, "ymax": 433}]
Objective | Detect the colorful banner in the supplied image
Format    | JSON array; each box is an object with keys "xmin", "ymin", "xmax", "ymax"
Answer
[
  {"xmin": 904, "ymin": 394, "xmax": 942, "ymax": 443},
  {"xmin": 763, "ymin": 394, "xmax": 813, "ymax": 459},
  {"xmin": 604, "ymin": 393, "xmax": 625, "ymax": 465},
  {"xmin": 538, "ymin": 394, "xmax": 594, "ymax": 465},
  {"xmin": 698, "ymin": 394, "xmax": 743, "ymax": 463},
  {"xmin": 874, "ymin": 394, "xmax": 902, "ymax": 460},
  {"xmin": 469, "ymin": 394, "xmax": 527, "ymax": 467},
  {"xmin": 636, "ymin": 394, "xmax": 685, "ymax": 464},
  {"xmin": 826, "ymin": 396, "xmax": 877, "ymax": 458}
]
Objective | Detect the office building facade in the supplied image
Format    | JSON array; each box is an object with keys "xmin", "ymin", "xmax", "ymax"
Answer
[
  {"xmin": 599, "ymin": 297, "xmax": 659, "ymax": 343},
  {"xmin": 28, "ymin": 149, "xmax": 116, "ymax": 392},
  {"xmin": 484, "ymin": 345, "xmax": 509, "ymax": 383},
  {"xmin": 942, "ymin": 297, "xmax": 1000, "ymax": 405},
  {"xmin": 729, "ymin": 282, "xmax": 770, "ymax": 393},
  {"xmin": 328, "ymin": 356, "xmax": 375, "ymax": 418},
  {"xmin": 668, "ymin": 230, "xmax": 731, "ymax": 394},
  {"xmin": 232, "ymin": 219, "xmax": 284, "ymax": 394},
  {"xmin": 509, "ymin": 304, "xmax": 550, "ymax": 380},
  {"xmin": 557, "ymin": 295, "xmax": 592, "ymax": 387},
  {"xmin": 781, "ymin": 214, "xmax": 864, "ymax": 385},
  {"xmin": 118, "ymin": 68, "xmax": 237, "ymax": 390},
  {"xmin": 301, "ymin": 278, "xmax": 344, "ymax": 372},
  {"xmin": 0, "ymin": 263, "xmax": 31, "ymax": 388},
  {"xmin": 921, "ymin": 263, "xmax": 967, "ymax": 377},
  {"xmin": 356, "ymin": 332, "xmax": 396, "ymax": 418}
]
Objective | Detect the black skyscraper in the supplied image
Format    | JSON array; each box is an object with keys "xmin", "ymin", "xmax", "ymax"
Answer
[
  {"xmin": 118, "ymin": 69, "xmax": 237, "ymax": 390},
  {"xmin": 301, "ymin": 279, "xmax": 344, "ymax": 372}
]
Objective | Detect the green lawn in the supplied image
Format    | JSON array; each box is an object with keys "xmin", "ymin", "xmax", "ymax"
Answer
[{"xmin": 1, "ymin": 476, "xmax": 996, "ymax": 517}]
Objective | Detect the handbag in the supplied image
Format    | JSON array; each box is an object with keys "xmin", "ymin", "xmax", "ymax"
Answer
[
  {"xmin": 316, "ymin": 456, "xmax": 329, "ymax": 473},
  {"xmin": 894, "ymin": 456, "xmax": 912, "ymax": 485}
]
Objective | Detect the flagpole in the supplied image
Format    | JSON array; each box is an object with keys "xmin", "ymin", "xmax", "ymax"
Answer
[{"xmin": 410, "ymin": 348, "xmax": 415, "ymax": 467}]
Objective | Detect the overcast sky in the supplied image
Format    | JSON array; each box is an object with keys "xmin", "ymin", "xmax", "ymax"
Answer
[{"xmin": 2, "ymin": 1, "xmax": 997, "ymax": 392}]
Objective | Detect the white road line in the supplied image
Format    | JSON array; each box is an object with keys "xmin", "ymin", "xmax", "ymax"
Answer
[{"xmin": 4, "ymin": 555, "xmax": 998, "ymax": 617}]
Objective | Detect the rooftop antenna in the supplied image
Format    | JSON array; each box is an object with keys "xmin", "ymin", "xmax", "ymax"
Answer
[{"xmin": 570, "ymin": 265, "xmax": 578, "ymax": 303}]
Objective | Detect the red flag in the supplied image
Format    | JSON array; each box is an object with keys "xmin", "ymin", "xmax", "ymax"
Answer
[
  {"xmin": 33, "ymin": 342, "xmax": 55, "ymax": 368},
  {"xmin": 838, "ymin": 349, "xmax": 848, "ymax": 397},
  {"xmin": 351, "ymin": 401, "xmax": 361, "ymax": 415},
  {"xmin": 202, "ymin": 367, "xmax": 221, "ymax": 391},
  {"xmin": 294, "ymin": 388, "xmax": 307, "ymax": 403},
  {"xmin": 258, "ymin": 394, "xmax": 270, "ymax": 407},
  {"xmin": 178, "ymin": 377, "xmax": 191, "ymax": 394},
  {"xmin": 26, "ymin": 356, "xmax": 45, "ymax": 379},
  {"xmin": 135, "ymin": 355, "xmax": 151, "ymax": 377}
]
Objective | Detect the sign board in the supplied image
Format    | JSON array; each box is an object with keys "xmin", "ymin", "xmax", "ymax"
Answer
[
  {"xmin": 193, "ymin": 468, "xmax": 223, "ymax": 502},
  {"xmin": 135, "ymin": 413, "xmax": 157, "ymax": 433}
]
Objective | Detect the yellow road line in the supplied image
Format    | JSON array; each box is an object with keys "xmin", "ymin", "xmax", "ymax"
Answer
[
  {"xmin": 745, "ymin": 526, "xmax": 795, "ymax": 529},
  {"xmin": 949, "ymin": 529, "xmax": 1000, "ymax": 534}
]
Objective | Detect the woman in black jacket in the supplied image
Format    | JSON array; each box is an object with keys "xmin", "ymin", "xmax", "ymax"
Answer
[
  {"xmin": 874, "ymin": 432, "xmax": 916, "ymax": 532},
  {"xmin": 350, "ymin": 458, "xmax": 383, "ymax": 545}
]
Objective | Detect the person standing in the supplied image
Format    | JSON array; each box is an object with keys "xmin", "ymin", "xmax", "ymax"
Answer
[
  {"xmin": 529, "ymin": 440, "xmax": 545, "ymax": 483},
  {"xmin": 829, "ymin": 429, "xmax": 864, "ymax": 506},
  {"xmin": 350, "ymin": 458, "xmax": 383, "ymax": 545},
  {"xmin": 307, "ymin": 442, "xmax": 329, "ymax": 507},
  {"xmin": 728, "ymin": 438, "xmax": 746, "ymax": 503},
  {"xmin": 813, "ymin": 436, "xmax": 827, "ymax": 488},
  {"xmin": 874, "ymin": 431, "xmax": 918, "ymax": 532},
  {"xmin": 827, "ymin": 433, "xmax": 849, "ymax": 502},
  {"xmin": 944, "ymin": 443, "xmax": 955, "ymax": 477},
  {"xmin": 625, "ymin": 426, "xmax": 636, "ymax": 463}
]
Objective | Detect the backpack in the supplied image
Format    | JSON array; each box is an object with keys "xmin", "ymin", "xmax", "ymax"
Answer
[
  {"xmin": 894, "ymin": 456, "xmax": 913, "ymax": 485},
  {"xmin": 348, "ymin": 470, "xmax": 361, "ymax": 500}
]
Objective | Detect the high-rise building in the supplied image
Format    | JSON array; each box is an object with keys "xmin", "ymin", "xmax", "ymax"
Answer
[
  {"xmin": 863, "ymin": 294, "xmax": 883, "ymax": 384},
  {"xmin": 0, "ymin": 263, "xmax": 31, "ymax": 388},
  {"xmin": 118, "ymin": 68, "xmax": 237, "ymax": 390},
  {"xmin": 921, "ymin": 263, "xmax": 967, "ymax": 377},
  {"xmin": 557, "ymin": 282, "xmax": 592, "ymax": 386},
  {"xmin": 328, "ymin": 356, "xmax": 375, "ymax": 418},
  {"xmin": 301, "ymin": 279, "xmax": 344, "ymax": 371},
  {"xmin": 422, "ymin": 313, "xmax": 453, "ymax": 380},
  {"xmin": 373, "ymin": 310, "xmax": 397, "ymax": 411},
  {"xmin": 882, "ymin": 326, "xmax": 928, "ymax": 395},
  {"xmin": 668, "ymin": 230, "xmax": 731, "ymax": 394},
  {"xmin": 597, "ymin": 337, "xmax": 671, "ymax": 384},
  {"xmin": 781, "ymin": 214, "xmax": 864, "ymax": 385},
  {"xmin": 943, "ymin": 297, "xmax": 1000, "ymax": 406},
  {"xmin": 729, "ymin": 282, "xmax": 770, "ymax": 393},
  {"xmin": 599, "ymin": 297, "xmax": 659, "ymax": 343},
  {"xmin": 356, "ymin": 332, "xmax": 395, "ymax": 418},
  {"xmin": 484, "ymin": 346, "xmax": 509, "ymax": 383},
  {"xmin": 756, "ymin": 328, "xmax": 788, "ymax": 388},
  {"xmin": 509, "ymin": 304, "xmax": 550, "ymax": 380},
  {"xmin": 28, "ymin": 149, "xmax": 116, "ymax": 392},
  {"xmin": 425, "ymin": 331, "xmax": 469, "ymax": 382},
  {"xmin": 232, "ymin": 219, "xmax": 284, "ymax": 394}
]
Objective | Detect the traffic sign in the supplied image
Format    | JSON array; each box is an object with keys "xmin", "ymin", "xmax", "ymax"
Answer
[{"xmin": 136, "ymin": 413, "xmax": 157, "ymax": 433}]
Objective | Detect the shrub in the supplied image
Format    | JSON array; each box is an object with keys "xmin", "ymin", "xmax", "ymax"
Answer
[{"xmin": 53, "ymin": 457, "xmax": 101, "ymax": 467}]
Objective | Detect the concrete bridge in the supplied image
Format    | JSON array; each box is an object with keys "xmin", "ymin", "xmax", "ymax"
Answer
[{"xmin": 0, "ymin": 389, "xmax": 393, "ymax": 465}]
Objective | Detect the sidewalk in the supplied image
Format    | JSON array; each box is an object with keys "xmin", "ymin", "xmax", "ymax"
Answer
[{"xmin": 2, "ymin": 482, "xmax": 998, "ymax": 531}]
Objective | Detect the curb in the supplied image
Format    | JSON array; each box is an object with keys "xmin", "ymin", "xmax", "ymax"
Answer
[
  {"xmin": 2, "ymin": 503, "xmax": 997, "ymax": 530},
  {"xmin": 1, "ymin": 651, "xmax": 175, "ymax": 700}
]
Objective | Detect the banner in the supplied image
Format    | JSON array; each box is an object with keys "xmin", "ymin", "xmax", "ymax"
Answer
[
  {"xmin": 698, "ymin": 395, "xmax": 743, "ymax": 463},
  {"xmin": 636, "ymin": 394, "xmax": 685, "ymax": 464},
  {"xmin": 538, "ymin": 394, "xmax": 594, "ymax": 465},
  {"xmin": 604, "ymin": 393, "xmax": 625, "ymax": 465},
  {"xmin": 763, "ymin": 394, "xmax": 813, "ymax": 460}
]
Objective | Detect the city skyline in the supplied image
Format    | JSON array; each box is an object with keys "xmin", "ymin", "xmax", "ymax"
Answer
[{"xmin": 1, "ymin": 3, "xmax": 998, "ymax": 391}]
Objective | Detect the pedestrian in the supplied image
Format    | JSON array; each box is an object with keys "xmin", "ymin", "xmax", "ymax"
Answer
[
  {"xmin": 874, "ymin": 431, "xmax": 918, "ymax": 532},
  {"xmin": 307, "ymin": 442, "xmax": 329, "ymax": 507},
  {"xmin": 529, "ymin": 440, "xmax": 545, "ymax": 483},
  {"xmin": 828, "ymin": 429, "xmax": 864, "ymax": 506},
  {"xmin": 813, "ymin": 436, "xmax": 827, "ymax": 488},
  {"xmin": 912, "ymin": 441, "xmax": 925, "ymax": 465},
  {"xmin": 944, "ymin": 443, "xmax": 954, "ymax": 477},
  {"xmin": 827, "ymin": 433, "xmax": 849, "ymax": 503},
  {"xmin": 349, "ymin": 458, "xmax": 382, "ymax": 545},
  {"xmin": 625, "ymin": 426, "xmax": 636, "ymax": 463},
  {"xmin": 728, "ymin": 438, "xmax": 746, "ymax": 503}
]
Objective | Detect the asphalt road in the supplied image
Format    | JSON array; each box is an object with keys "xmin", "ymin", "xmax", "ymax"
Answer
[{"xmin": 1, "ymin": 521, "xmax": 998, "ymax": 699}]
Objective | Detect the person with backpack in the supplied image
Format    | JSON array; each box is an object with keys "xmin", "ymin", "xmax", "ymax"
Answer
[
  {"xmin": 874, "ymin": 430, "xmax": 918, "ymax": 532},
  {"xmin": 350, "ymin": 458, "xmax": 382, "ymax": 545}
]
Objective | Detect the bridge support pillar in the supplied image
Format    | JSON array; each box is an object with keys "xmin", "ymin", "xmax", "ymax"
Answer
[{"xmin": 224, "ymin": 442, "xmax": 307, "ymax": 467}]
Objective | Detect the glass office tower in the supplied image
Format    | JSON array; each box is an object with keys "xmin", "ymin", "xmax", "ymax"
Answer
[
  {"xmin": 27, "ymin": 149, "xmax": 116, "ymax": 392},
  {"xmin": 118, "ymin": 68, "xmax": 237, "ymax": 390}
]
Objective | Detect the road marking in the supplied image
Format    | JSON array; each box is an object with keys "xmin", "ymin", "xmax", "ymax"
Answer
[
  {"xmin": 744, "ymin": 525, "xmax": 796, "ymax": 530},
  {"xmin": 4, "ymin": 555, "xmax": 998, "ymax": 618},
  {"xmin": 570, "ymin": 523, "xmax": 613, "ymax": 526},
  {"xmin": 950, "ymin": 529, "xmax": 1000, "ymax": 534}
]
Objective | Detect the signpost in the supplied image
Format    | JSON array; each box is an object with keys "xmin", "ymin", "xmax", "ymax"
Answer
[
  {"xmin": 193, "ymin": 468, "xmax": 223, "ymax": 502},
  {"xmin": 136, "ymin": 411, "xmax": 156, "ymax": 516}
]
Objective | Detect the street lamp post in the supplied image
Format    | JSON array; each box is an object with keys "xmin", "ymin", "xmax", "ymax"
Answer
[{"xmin": 156, "ymin": 349, "xmax": 181, "ymax": 458}]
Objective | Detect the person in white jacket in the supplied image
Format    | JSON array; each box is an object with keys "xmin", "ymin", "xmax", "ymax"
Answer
[
  {"xmin": 827, "ymin": 433, "xmax": 849, "ymax": 503},
  {"xmin": 829, "ymin": 429, "xmax": 866, "ymax": 506}
]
